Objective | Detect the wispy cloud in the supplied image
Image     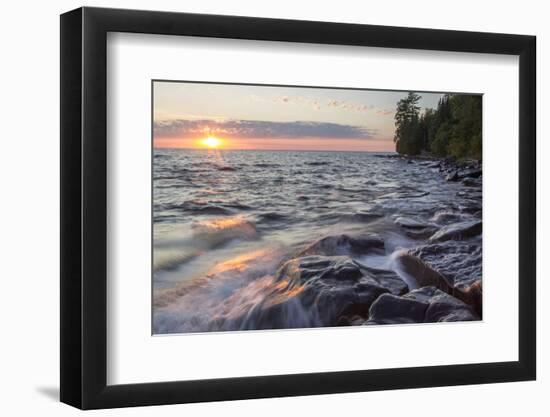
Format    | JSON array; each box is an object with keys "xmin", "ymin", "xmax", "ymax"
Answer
[
  {"xmin": 273, "ymin": 95, "xmax": 394, "ymax": 116},
  {"xmin": 154, "ymin": 119, "xmax": 377, "ymax": 140}
]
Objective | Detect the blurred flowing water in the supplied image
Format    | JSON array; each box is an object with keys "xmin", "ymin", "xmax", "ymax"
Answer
[{"xmin": 153, "ymin": 149, "xmax": 482, "ymax": 334}]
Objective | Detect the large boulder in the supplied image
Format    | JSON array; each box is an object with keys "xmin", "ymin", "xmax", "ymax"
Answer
[
  {"xmin": 406, "ymin": 240, "xmax": 481, "ymax": 288},
  {"xmin": 233, "ymin": 255, "xmax": 408, "ymax": 329},
  {"xmin": 366, "ymin": 286, "xmax": 479, "ymax": 325},
  {"xmin": 395, "ymin": 251, "xmax": 454, "ymax": 293},
  {"xmin": 367, "ymin": 293, "xmax": 428, "ymax": 324},
  {"xmin": 299, "ymin": 234, "xmax": 384, "ymax": 257},
  {"xmin": 394, "ymin": 241, "xmax": 482, "ymax": 316},
  {"xmin": 360, "ymin": 265, "xmax": 409, "ymax": 296},
  {"xmin": 424, "ymin": 290, "xmax": 480, "ymax": 322}
]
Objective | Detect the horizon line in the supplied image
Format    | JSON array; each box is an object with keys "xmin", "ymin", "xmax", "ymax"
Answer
[{"xmin": 153, "ymin": 147, "xmax": 398, "ymax": 154}]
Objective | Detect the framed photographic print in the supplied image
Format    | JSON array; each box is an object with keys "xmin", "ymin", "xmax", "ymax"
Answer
[{"xmin": 60, "ymin": 6, "xmax": 536, "ymax": 409}]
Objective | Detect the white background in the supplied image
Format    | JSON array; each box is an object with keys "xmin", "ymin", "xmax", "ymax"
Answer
[
  {"xmin": 108, "ymin": 34, "xmax": 518, "ymax": 384},
  {"xmin": 0, "ymin": 0, "xmax": 546, "ymax": 415}
]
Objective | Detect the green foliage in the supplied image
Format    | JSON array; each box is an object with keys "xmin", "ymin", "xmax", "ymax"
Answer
[
  {"xmin": 394, "ymin": 92, "xmax": 422, "ymax": 155},
  {"xmin": 393, "ymin": 92, "xmax": 482, "ymax": 160}
]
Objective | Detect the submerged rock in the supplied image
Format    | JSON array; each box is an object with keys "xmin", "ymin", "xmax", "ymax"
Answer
[
  {"xmin": 429, "ymin": 220, "xmax": 482, "ymax": 242},
  {"xmin": 366, "ymin": 286, "xmax": 479, "ymax": 325},
  {"xmin": 299, "ymin": 234, "xmax": 384, "ymax": 257}
]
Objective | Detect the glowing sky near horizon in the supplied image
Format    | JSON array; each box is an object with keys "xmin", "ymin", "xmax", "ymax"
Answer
[{"xmin": 153, "ymin": 81, "xmax": 444, "ymax": 152}]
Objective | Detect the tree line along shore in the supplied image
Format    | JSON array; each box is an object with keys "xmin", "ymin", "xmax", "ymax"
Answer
[{"xmin": 394, "ymin": 92, "xmax": 482, "ymax": 161}]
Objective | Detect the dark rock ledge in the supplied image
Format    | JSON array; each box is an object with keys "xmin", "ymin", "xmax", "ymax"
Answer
[
  {"xmin": 232, "ymin": 255, "xmax": 409, "ymax": 330},
  {"xmin": 298, "ymin": 233, "xmax": 385, "ymax": 257},
  {"xmin": 365, "ymin": 286, "xmax": 479, "ymax": 325},
  {"xmin": 395, "ymin": 239, "xmax": 482, "ymax": 316}
]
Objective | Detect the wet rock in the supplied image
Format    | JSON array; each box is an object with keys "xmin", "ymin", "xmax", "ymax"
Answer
[
  {"xmin": 459, "ymin": 169, "xmax": 482, "ymax": 179},
  {"xmin": 299, "ymin": 234, "xmax": 384, "ymax": 257},
  {"xmin": 396, "ymin": 242, "xmax": 482, "ymax": 316},
  {"xmin": 407, "ymin": 241, "xmax": 481, "ymax": 288},
  {"xmin": 394, "ymin": 216, "xmax": 438, "ymax": 239},
  {"xmin": 279, "ymin": 256, "xmax": 365, "ymax": 283},
  {"xmin": 278, "ymin": 256, "xmax": 408, "ymax": 295},
  {"xmin": 422, "ymin": 289, "xmax": 478, "ymax": 322},
  {"xmin": 237, "ymin": 255, "xmax": 409, "ymax": 327},
  {"xmin": 366, "ymin": 293, "xmax": 428, "ymax": 324},
  {"xmin": 439, "ymin": 157, "xmax": 482, "ymax": 183},
  {"xmin": 429, "ymin": 220, "xmax": 482, "ymax": 242},
  {"xmin": 396, "ymin": 251, "xmax": 454, "ymax": 293},
  {"xmin": 366, "ymin": 286, "xmax": 479, "ymax": 325},
  {"xmin": 360, "ymin": 265, "xmax": 409, "ymax": 296},
  {"xmin": 269, "ymin": 256, "xmax": 392, "ymax": 326},
  {"xmin": 408, "ymin": 286, "xmax": 479, "ymax": 322}
]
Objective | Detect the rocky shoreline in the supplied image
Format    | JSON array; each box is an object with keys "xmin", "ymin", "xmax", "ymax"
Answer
[
  {"xmin": 386, "ymin": 153, "xmax": 482, "ymax": 186},
  {"xmin": 154, "ymin": 151, "xmax": 483, "ymax": 333},
  {"xmin": 228, "ymin": 155, "xmax": 483, "ymax": 329},
  {"xmin": 231, "ymin": 226, "xmax": 482, "ymax": 329}
]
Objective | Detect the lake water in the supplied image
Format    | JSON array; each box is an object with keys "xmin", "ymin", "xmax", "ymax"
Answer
[{"xmin": 153, "ymin": 149, "xmax": 482, "ymax": 334}]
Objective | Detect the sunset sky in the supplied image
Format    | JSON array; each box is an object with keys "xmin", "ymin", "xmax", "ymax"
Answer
[{"xmin": 153, "ymin": 81, "xmax": 444, "ymax": 152}]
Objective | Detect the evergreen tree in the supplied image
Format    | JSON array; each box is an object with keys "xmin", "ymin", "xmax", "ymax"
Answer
[
  {"xmin": 394, "ymin": 92, "xmax": 421, "ymax": 155},
  {"xmin": 393, "ymin": 92, "xmax": 482, "ymax": 160}
]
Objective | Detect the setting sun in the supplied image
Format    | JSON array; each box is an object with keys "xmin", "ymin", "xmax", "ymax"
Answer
[{"xmin": 201, "ymin": 136, "xmax": 222, "ymax": 149}]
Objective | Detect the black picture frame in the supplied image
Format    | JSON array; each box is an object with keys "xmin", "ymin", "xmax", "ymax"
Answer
[{"xmin": 60, "ymin": 6, "xmax": 536, "ymax": 410}]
